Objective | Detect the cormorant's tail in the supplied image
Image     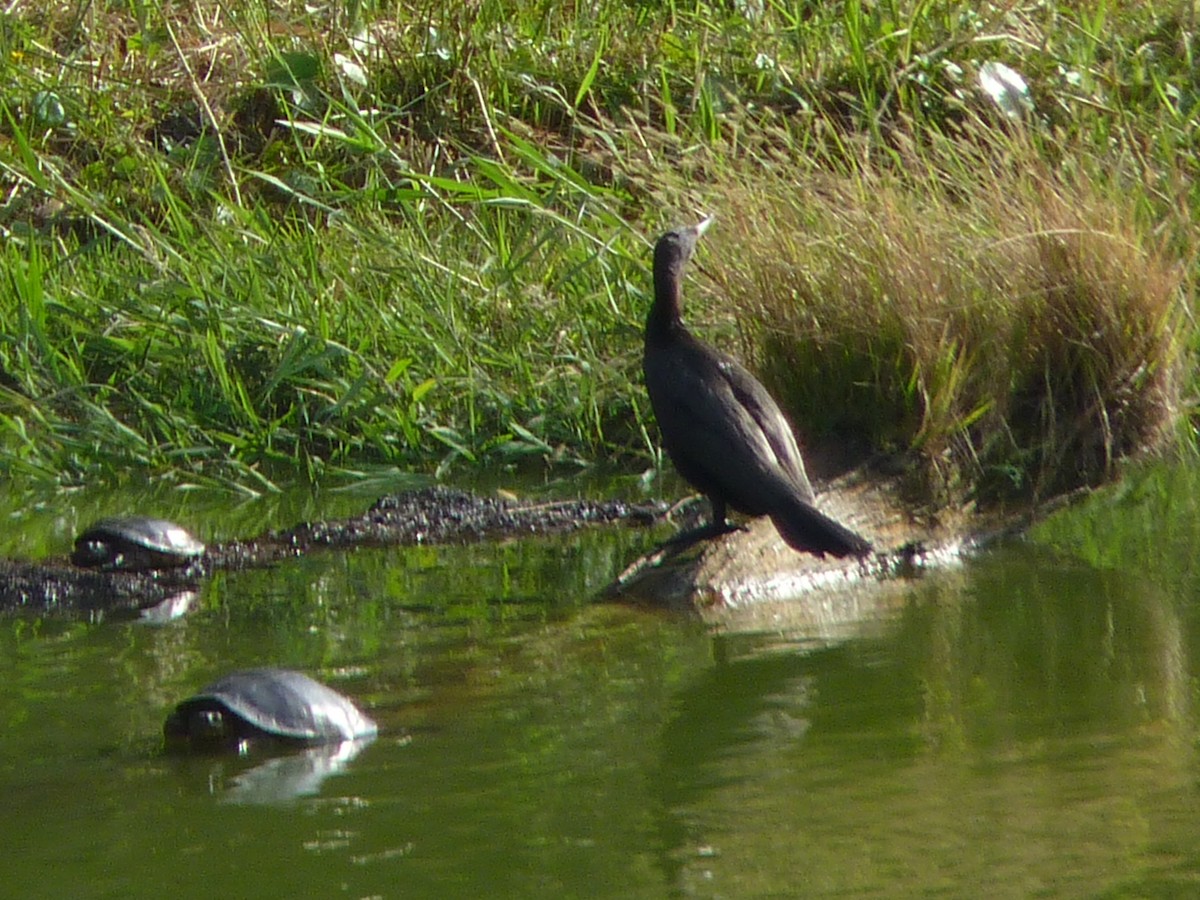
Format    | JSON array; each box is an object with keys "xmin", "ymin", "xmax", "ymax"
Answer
[{"xmin": 769, "ymin": 495, "xmax": 873, "ymax": 559}]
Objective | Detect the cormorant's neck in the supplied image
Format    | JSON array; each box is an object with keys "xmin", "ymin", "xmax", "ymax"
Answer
[{"xmin": 647, "ymin": 258, "xmax": 686, "ymax": 344}]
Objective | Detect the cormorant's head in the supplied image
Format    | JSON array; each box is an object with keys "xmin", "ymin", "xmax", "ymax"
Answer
[{"xmin": 654, "ymin": 216, "xmax": 713, "ymax": 276}]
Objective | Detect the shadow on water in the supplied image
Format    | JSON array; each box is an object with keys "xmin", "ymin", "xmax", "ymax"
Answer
[{"xmin": 2, "ymin": 464, "xmax": 1200, "ymax": 897}]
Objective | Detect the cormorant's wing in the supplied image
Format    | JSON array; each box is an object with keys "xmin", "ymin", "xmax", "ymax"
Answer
[
  {"xmin": 713, "ymin": 356, "xmax": 815, "ymax": 503},
  {"xmin": 645, "ymin": 338, "xmax": 809, "ymax": 515}
]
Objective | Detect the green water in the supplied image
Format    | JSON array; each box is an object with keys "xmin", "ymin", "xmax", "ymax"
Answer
[{"xmin": 4, "ymin": 467, "xmax": 1200, "ymax": 898}]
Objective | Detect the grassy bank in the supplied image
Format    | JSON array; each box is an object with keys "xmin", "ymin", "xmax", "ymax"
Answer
[{"xmin": 0, "ymin": 1, "xmax": 1194, "ymax": 499}]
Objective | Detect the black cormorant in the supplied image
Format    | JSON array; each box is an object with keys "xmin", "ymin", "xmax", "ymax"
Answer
[{"xmin": 643, "ymin": 217, "xmax": 872, "ymax": 559}]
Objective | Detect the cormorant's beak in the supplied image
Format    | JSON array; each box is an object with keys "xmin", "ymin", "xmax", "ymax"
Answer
[{"xmin": 694, "ymin": 215, "xmax": 715, "ymax": 238}]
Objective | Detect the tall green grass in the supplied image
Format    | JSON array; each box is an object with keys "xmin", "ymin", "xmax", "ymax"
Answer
[{"xmin": 0, "ymin": 0, "xmax": 1193, "ymax": 499}]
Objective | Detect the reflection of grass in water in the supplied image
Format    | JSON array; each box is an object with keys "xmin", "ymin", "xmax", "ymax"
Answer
[
  {"xmin": 0, "ymin": 468, "xmax": 430, "ymax": 559},
  {"xmin": 1031, "ymin": 463, "xmax": 1200, "ymax": 584},
  {"xmin": 5, "ymin": 496, "xmax": 1197, "ymax": 894},
  {"xmin": 659, "ymin": 555, "xmax": 1191, "ymax": 897},
  {"xmin": 0, "ymin": 2, "xmax": 1192, "ymax": 500}
]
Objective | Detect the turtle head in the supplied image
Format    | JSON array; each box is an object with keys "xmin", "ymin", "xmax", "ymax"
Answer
[
  {"xmin": 70, "ymin": 539, "xmax": 111, "ymax": 568},
  {"xmin": 164, "ymin": 704, "xmax": 232, "ymax": 747},
  {"xmin": 189, "ymin": 708, "xmax": 231, "ymax": 743}
]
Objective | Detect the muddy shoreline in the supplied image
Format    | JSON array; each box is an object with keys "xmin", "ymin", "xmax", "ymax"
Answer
[
  {"xmin": 0, "ymin": 486, "xmax": 668, "ymax": 617},
  {"xmin": 0, "ymin": 475, "xmax": 1034, "ymax": 621}
]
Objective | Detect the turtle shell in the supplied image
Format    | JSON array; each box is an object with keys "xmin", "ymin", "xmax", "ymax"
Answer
[
  {"xmin": 164, "ymin": 668, "xmax": 378, "ymax": 748},
  {"xmin": 72, "ymin": 516, "xmax": 205, "ymax": 570}
]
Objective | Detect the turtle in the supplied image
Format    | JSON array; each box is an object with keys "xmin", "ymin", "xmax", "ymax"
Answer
[
  {"xmin": 71, "ymin": 516, "xmax": 206, "ymax": 571},
  {"xmin": 164, "ymin": 668, "xmax": 378, "ymax": 751}
]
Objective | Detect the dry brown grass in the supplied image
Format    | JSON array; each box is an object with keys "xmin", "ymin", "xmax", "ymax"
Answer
[{"xmin": 699, "ymin": 129, "xmax": 1192, "ymax": 504}]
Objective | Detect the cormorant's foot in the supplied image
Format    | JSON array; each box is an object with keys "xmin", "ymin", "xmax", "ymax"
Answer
[
  {"xmin": 609, "ymin": 520, "xmax": 741, "ymax": 590},
  {"xmin": 660, "ymin": 520, "xmax": 742, "ymax": 551}
]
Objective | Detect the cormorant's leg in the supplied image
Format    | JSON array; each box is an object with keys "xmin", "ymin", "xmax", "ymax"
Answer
[
  {"xmin": 658, "ymin": 496, "xmax": 741, "ymax": 551},
  {"xmin": 709, "ymin": 497, "xmax": 730, "ymax": 533},
  {"xmin": 703, "ymin": 496, "xmax": 743, "ymax": 536},
  {"xmin": 610, "ymin": 494, "xmax": 748, "ymax": 585}
]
